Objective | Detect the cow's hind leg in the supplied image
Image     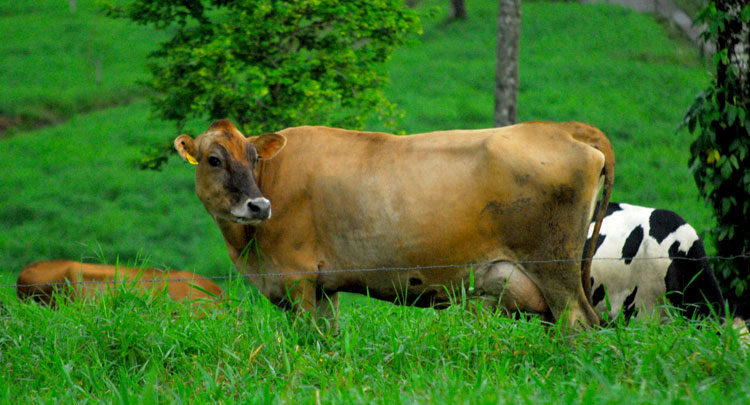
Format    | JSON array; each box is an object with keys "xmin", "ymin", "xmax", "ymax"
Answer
[
  {"xmin": 522, "ymin": 211, "xmax": 601, "ymax": 328},
  {"xmin": 530, "ymin": 260, "xmax": 600, "ymax": 328}
]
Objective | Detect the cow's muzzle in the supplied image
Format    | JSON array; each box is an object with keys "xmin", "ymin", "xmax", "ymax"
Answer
[{"xmin": 230, "ymin": 197, "xmax": 272, "ymax": 224}]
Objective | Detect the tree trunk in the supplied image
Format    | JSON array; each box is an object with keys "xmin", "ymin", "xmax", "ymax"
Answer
[
  {"xmin": 494, "ymin": 0, "xmax": 520, "ymax": 127},
  {"xmin": 450, "ymin": 0, "xmax": 467, "ymax": 20}
]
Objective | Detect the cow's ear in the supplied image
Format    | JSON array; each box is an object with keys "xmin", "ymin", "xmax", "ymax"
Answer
[
  {"xmin": 251, "ymin": 133, "xmax": 287, "ymax": 160},
  {"xmin": 174, "ymin": 135, "xmax": 198, "ymax": 165}
]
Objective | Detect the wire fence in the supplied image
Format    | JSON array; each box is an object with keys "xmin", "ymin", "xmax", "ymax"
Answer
[{"xmin": 3, "ymin": 253, "xmax": 749, "ymax": 291}]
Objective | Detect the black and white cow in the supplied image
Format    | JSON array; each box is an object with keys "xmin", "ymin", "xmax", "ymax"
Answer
[{"xmin": 585, "ymin": 202, "xmax": 726, "ymax": 322}]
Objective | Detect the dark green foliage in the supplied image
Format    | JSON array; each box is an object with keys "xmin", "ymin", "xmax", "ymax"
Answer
[
  {"xmin": 105, "ymin": 0, "xmax": 420, "ymax": 139},
  {"xmin": 683, "ymin": 0, "xmax": 749, "ymax": 302}
]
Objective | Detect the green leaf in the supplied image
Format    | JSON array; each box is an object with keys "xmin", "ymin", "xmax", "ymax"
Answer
[
  {"xmin": 729, "ymin": 154, "xmax": 739, "ymax": 170},
  {"xmin": 687, "ymin": 116, "xmax": 697, "ymax": 133},
  {"xmin": 717, "ymin": 226, "xmax": 729, "ymax": 240},
  {"xmin": 720, "ymin": 158, "xmax": 732, "ymax": 179},
  {"xmin": 726, "ymin": 105, "xmax": 737, "ymax": 126}
]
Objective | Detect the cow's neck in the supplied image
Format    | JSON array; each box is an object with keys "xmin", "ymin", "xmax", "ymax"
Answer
[{"xmin": 214, "ymin": 217, "xmax": 255, "ymax": 267}]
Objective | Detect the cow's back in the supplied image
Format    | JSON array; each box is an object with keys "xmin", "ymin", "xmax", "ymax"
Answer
[
  {"xmin": 17, "ymin": 260, "xmax": 76, "ymax": 303},
  {"xmin": 161, "ymin": 270, "xmax": 224, "ymax": 300},
  {"xmin": 17, "ymin": 261, "xmax": 223, "ymax": 304},
  {"xmin": 265, "ymin": 124, "xmax": 604, "ymax": 262}
]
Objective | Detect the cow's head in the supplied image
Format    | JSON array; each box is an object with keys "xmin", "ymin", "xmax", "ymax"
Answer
[{"xmin": 174, "ymin": 120, "xmax": 286, "ymax": 225}]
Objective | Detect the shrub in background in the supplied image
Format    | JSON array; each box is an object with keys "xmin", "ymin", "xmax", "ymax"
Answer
[
  {"xmin": 105, "ymin": 0, "xmax": 420, "ymax": 168},
  {"xmin": 683, "ymin": 0, "xmax": 749, "ymax": 309}
]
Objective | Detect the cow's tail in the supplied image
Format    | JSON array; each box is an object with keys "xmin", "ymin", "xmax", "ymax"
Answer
[{"xmin": 568, "ymin": 123, "xmax": 615, "ymax": 304}]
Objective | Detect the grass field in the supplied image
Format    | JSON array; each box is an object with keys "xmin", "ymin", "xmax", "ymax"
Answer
[
  {"xmin": 2, "ymin": 0, "xmax": 746, "ymax": 402},
  {"xmin": 2, "ymin": 283, "xmax": 749, "ymax": 402},
  {"xmin": 0, "ymin": 0, "xmax": 167, "ymax": 134}
]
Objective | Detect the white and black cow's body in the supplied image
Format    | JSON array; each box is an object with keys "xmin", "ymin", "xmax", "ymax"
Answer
[{"xmin": 586, "ymin": 202, "xmax": 725, "ymax": 322}]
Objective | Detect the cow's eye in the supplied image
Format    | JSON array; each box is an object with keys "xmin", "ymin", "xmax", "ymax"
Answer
[{"xmin": 208, "ymin": 157, "xmax": 222, "ymax": 167}]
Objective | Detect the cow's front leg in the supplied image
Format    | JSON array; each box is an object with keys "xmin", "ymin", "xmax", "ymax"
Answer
[
  {"xmin": 316, "ymin": 292, "xmax": 340, "ymax": 335},
  {"xmin": 285, "ymin": 277, "xmax": 339, "ymax": 335},
  {"xmin": 286, "ymin": 276, "xmax": 317, "ymax": 312}
]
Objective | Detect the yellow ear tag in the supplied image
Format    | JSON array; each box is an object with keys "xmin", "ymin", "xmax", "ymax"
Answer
[{"xmin": 185, "ymin": 152, "xmax": 199, "ymax": 165}]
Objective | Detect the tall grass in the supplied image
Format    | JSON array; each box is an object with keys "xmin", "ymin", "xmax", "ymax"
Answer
[{"xmin": 1, "ymin": 282, "xmax": 749, "ymax": 402}]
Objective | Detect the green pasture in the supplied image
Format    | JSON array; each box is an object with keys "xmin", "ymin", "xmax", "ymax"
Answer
[
  {"xmin": 1, "ymin": 284, "xmax": 749, "ymax": 403},
  {"xmin": 0, "ymin": 0, "xmax": 167, "ymax": 133},
  {"xmin": 2, "ymin": 0, "xmax": 746, "ymax": 402}
]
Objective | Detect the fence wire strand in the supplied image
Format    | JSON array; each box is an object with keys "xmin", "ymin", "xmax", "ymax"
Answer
[{"xmin": 2, "ymin": 254, "xmax": 749, "ymax": 290}]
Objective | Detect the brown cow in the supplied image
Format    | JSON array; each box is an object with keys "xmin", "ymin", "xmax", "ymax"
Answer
[
  {"xmin": 175, "ymin": 120, "xmax": 614, "ymax": 328},
  {"xmin": 17, "ymin": 260, "xmax": 223, "ymax": 305}
]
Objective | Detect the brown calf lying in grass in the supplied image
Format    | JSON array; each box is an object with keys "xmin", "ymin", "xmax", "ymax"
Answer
[{"xmin": 17, "ymin": 260, "xmax": 223, "ymax": 305}]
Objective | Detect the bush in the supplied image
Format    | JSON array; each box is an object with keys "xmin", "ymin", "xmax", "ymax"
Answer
[
  {"xmin": 683, "ymin": 0, "xmax": 749, "ymax": 306},
  {"xmin": 105, "ymin": 0, "xmax": 421, "ymax": 167}
]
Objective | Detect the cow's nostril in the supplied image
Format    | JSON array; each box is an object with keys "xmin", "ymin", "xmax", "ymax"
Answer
[{"xmin": 246, "ymin": 198, "xmax": 270, "ymax": 217}]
